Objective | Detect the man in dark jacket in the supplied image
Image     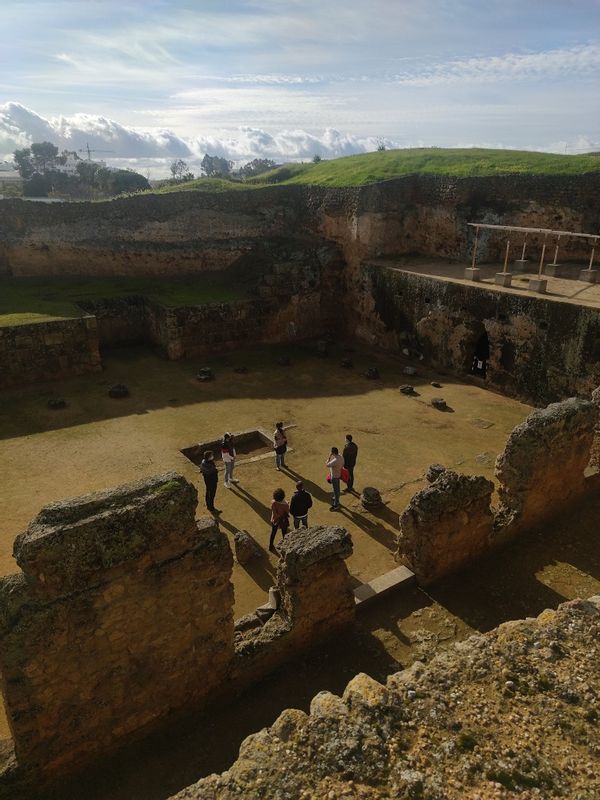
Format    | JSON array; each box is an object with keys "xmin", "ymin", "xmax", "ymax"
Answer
[
  {"xmin": 289, "ymin": 481, "xmax": 313, "ymax": 529},
  {"xmin": 342, "ymin": 433, "xmax": 358, "ymax": 493},
  {"xmin": 199, "ymin": 449, "xmax": 220, "ymax": 514}
]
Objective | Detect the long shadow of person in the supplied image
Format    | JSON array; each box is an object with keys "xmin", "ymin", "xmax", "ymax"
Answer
[
  {"xmin": 283, "ymin": 466, "xmax": 332, "ymax": 504},
  {"xmin": 231, "ymin": 484, "xmax": 272, "ymax": 522},
  {"xmin": 337, "ymin": 505, "xmax": 398, "ymax": 551}
]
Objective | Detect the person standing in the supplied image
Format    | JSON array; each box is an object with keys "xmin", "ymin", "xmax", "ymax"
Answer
[
  {"xmin": 273, "ymin": 422, "xmax": 288, "ymax": 470},
  {"xmin": 199, "ymin": 450, "xmax": 220, "ymax": 514},
  {"xmin": 342, "ymin": 433, "xmax": 358, "ymax": 493},
  {"xmin": 289, "ymin": 481, "xmax": 313, "ymax": 529},
  {"xmin": 326, "ymin": 446, "xmax": 344, "ymax": 511},
  {"xmin": 221, "ymin": 432, "xmax": 239, "ymax": 489},
  {"xmin": 269, "ymin": 488, "xmax": 290, "ymax": 551}
]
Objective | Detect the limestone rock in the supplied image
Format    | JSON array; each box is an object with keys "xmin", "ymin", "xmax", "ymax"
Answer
[
  {"xmin": 233, "ymin": 530, "xmax": 260, "ymax": 565},
  {"xmin": 426, "ymin": 463, "xmax": 446, "ymax": 483},
  {"xmin": 431, "ymin": 397, "xmax": 447, "ymax": 410},
  {"xmin": 403, "ymin": 366, "xmax": 417, "ymax": 375},
  {"xmin": 400, "ymin": 384, "xmax": 415, "ymax": 395},
  {"xmin": 364, "ymin": 367, "xmax": 380, "ymax": 380},
  {"xmin": 196, "ymin": 368, "xmax": 214, "ymax": 382},
  {"xmin": 361, "ymin": 487, "xmax": 382, "ymax": 508},
  {"xmin": 340, "ymin": 358, "xmax": 353, "ymax": 368}
]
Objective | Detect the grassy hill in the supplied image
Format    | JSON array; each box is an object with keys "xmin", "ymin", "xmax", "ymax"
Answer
[
  {"xmin": 148, "ymin": 148, "xmax": 600, "ymax": 195},
  {"xmin": 250, "ymin": 148, "xmax": 600, "ymax": 187}
]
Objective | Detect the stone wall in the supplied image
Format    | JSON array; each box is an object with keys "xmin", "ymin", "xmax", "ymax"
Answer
[
  {"xmin": 495, "ymin": 397, "xmax": 597, "ymax": 538},
  {"xmin": 2, "ymin": 174, "xmax": 598, "ymax": 277},
  {"xmin": 398, "ymin": 470, "xmax": 494, "ymax": 585},
  {"xmin": 0, "ymin": 315, "xmax": 101, "ymax": 389},
  {"xmin": 0, "ymin": 475, "xmax": 354, "ymax": 783},
  {"xmin": 173, "ymin": 597, "xmax": 600, "ymax": 800},
  {"xmin": 590, "ymin": 386, "xmax": 600, "ymax": 472},
  {"xmin": 0, "ymin": 473, "xmax": 234, "ymax": 778},
  {"xmin": 396, "ymin": 396, "xmax": 598, "ymax": 583},
  {"xmin": 360, "ymin": 265, "xmax": 600, "ymax": 403}
]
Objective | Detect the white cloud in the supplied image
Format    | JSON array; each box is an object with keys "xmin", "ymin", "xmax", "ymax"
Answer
[
  {"xmin": 389, "ymin": 43, "xmax": 600, "ymax": 86},
  {"xmin": 0, "ymin": 101, "xmax": 397, "ymax": 176}
]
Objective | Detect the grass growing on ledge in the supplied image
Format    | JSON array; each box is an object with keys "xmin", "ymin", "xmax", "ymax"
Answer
[{"xmin": 0, "ymin": 275, "xmax": 248, "ymax": 327}]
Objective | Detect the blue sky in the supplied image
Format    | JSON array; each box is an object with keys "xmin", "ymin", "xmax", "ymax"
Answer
[{"xmin": 1, "ymin": 1, "xmax": 599, "ymax": 176}]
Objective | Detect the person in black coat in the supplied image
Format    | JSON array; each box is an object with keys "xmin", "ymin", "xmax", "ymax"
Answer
[
  {"xmin": 342, "ymin": 434, "xmax": 358, "ymax": 492},
  {"xmin": 289, "ymin": 481, "xmax": 313, "ymax": 529},
  {"xmin": 199, "ymin": 450, "xmax": 220, "ymax": 514}
]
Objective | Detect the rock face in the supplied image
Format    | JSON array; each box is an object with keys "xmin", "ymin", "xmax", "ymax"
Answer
[
  {"xmin": 398, "ymin": 470, "xmax": 494, "ymax": 584},
  {"xmin": 590, "ymin": 386, "xmax": 600, "ymax": 472},
  {"xmin": 172, "ymin": 597, "xmax": 600, "ymax": 800},
  {"xmin": 0, "ymin": 493, "xmax": 355, "ymax": 783},
  {"xmin": 233, "ymin": 530, "xmax": 260, "ymax": 565},
  {"xmin": 0, "ymin": 473, "xmax": 234, "ymax": 779},
  {"xmin": 495, "ymin": 397, "xmax": 597, "ymax": 536}
]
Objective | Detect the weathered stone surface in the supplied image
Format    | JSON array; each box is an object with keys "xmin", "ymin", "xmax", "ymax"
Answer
[
  {"xmin": 425, "ymin": 463, "xmax": 446, "ymax": 483},
  {"xmin": 0, "ymin": 473, "xmax": 235, "ymax": 779},
  {"xmin": 398, "ymin": 470, "xmax": 494, "ymax": 584},
  {"xmin": 233, "ymin": 530, "xmax": 260, "ymax": 565},
  {"xmin": 171, "ymin": 597, "xmax": 600, "ymax": 800},
  {"xmin": 590, "ymin": 385, "xmax": 600, "ymax": 472},
  {"xmin": 364, "ymin": 366, "xmax": 380, "ymax": 379},
  {"xmin": 495, "ymin": 397, "xmax": 597, "ymax": 536},
  {"xmin": 399, "ymin": 384, "xmax": 415, "ymax": 395},
  {"xmin": 276, "ymin": 525, "xmax": 352, "ymax": 583},
  {"xmin": 431, "ymin": 396, "xmax": 447, "ymax": 410},
  {"xmin": 360, "ymin": 486, "xmax": 382, "ymax": 508},
  {"xmin": 0, "ymin": 317, "xmax": 101, "ymax": 389}
]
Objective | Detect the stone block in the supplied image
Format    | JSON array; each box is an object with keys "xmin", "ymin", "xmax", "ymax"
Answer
[
  {"xmin": 233, "ymin": 530, "xmax": 260, "ymax": 564},
  {"xmin": 353, "ymin": 566, "xmax": 415, "ymax": 606},
  {"xmin": 545, "ymin": 264, "xmax": 575, "ymax": 278},
  {"xmin": 528, "ymin": 278, "xmax": 547, "ymax": 293},
  {"xmin": 494, "ymin": 272, "xmax": 512, "ymax": 287},
  {"xmin": 464, "ymin": 267, "xmax": 481, "ymax": 281},
  {"xmin": 512, "ymin": 259, "xmax": 530, "ymax": 272},
  {"xmin": 579, "ymin": 269, "xmax": 598, "ymax": 284}
]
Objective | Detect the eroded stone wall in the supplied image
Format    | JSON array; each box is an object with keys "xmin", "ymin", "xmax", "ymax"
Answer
[
  {"xmin": 0, "ymin": 315, "xmax": 101, "ymax": 388},
  {"xmin": 396, "ymin": 396, "xmax": 598, "ymax": 584},
  {"xmin": 173, "ymin": 597, "xmax": 600, "ymax": 800},
  {"xmin": 495, "ymin": 397, "xmax": 597, "ymax": 537},
  {"xmin": 0, "ymin": 473, "xmax": 234, "ymax": 777},
  {"xmin": 398, "ymin": 471, "xmax": 494, "ymax": 584},
  {"xmin": 360, "ymin": 265, "xmax": 600, "ymax": 403},
  {"xmin": 0, "ymin": 475, "xmax": 354, "ymax": 782}
]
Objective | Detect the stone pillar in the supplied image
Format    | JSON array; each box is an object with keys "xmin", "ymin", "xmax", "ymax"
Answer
[
  {"xmin": 0, "ymin": 472, "xmax": 234, "ymax": 780},
  {"xmin": 276, "ymin": 525, "xmax": 354, "ymax": 641},
  {"xmin": 397, "ymin": 471, "xmax": 494, "ymax": 585},
  {"xmin": 495, "ymin": 398, "xmax": 597, "ymax": 538}
]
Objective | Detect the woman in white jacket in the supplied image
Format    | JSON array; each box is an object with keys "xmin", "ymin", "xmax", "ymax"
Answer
[{"xmin": 221, "ymin": 433, "xmax": 239, "ymax": 488}]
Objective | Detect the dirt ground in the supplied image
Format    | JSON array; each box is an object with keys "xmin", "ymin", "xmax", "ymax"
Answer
[{"xmin": 0, "ymin": 343, "xmax": 599, "ymax": 799}]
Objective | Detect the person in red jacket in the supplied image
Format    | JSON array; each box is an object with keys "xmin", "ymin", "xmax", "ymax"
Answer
[{"xmin": 269, "ymin": 487, "xmax": 290, "ymax": 551}]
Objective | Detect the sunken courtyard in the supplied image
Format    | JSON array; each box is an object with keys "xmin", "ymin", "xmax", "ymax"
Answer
[{"xmin": 0, "ymin": 173, "xmax": 599, "ymax": 799}]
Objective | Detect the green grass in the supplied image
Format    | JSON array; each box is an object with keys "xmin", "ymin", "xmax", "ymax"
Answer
[
  {"xmin": 248, "ymin": 147, "xmax": 600, "ymax": 187},
  {"xmin": 150, "ymin": 177, "xmax": 261, "ymax": 194},
  {"xmin": 141, "ymin": 149, "xmax": 600, "ymax": 196},
  {"xmin": 0, "ymin": 275, "xmax": 248, "ymax": 327}
]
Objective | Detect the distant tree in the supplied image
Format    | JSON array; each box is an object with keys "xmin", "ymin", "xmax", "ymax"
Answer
[
  {"xmin": 238, "ymin": 158, "xmax": 278, "ymax": 178},
  {"xmin": 30, "ymin": 141, "xmax": 59, "ymax": 173},
  {"xmin": 312, "ymin": 154, "xmax": 322, "ymax": 163},
  {"xmin": 201, "ymin": 154, "xmax": 233, "ymax": 177},
  {"xmin": 170, "ymin": 159, "xmax": 194, "ymax": 181},
  {"xmin": 376, "ymin": 139, "xmax": 386, "ymax": 152},
  {"xmin": 23, "ymin": 173, "xmax": 50, "ymax": 197}
]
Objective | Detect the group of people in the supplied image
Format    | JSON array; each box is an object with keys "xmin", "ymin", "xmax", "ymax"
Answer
[{"xmin": 198, "ymin": 424, "xmax": 359, "ymax": 551}]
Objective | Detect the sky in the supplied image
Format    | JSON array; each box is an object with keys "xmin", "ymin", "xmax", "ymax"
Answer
[{"xmin": 1, "ymin": 0, "xmax": 599, "ymax": 177}]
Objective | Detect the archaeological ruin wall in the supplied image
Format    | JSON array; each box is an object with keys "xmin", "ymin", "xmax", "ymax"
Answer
[
  {"xmin": 0, "ymin": 314, "xmax": 101, "ymax": 389},
  {"xmin": 396, "ymin": 396, "xmax": 598, "ymax": 583},
  {"xmin": 359, "ymin": 265, "xmax": 600, "ymax": 403},
  {"xmin": 0, "ymin": 474, "xmax": 354, "ymax": 782}
]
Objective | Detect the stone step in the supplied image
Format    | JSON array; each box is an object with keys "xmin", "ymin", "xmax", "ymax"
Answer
[{"xmin": 354, "ymin": 565, "xmax": 416, "ymax": 606}]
